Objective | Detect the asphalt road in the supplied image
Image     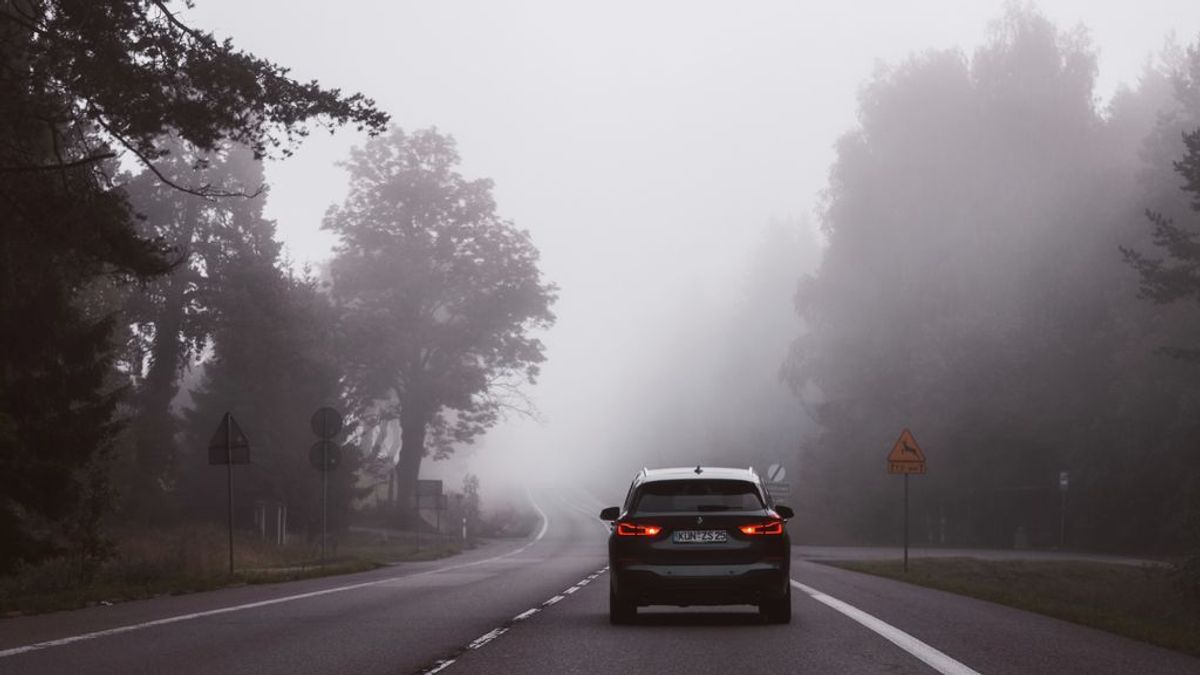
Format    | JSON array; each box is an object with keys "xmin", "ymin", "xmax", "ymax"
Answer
[{"xmin": 2, "ymin": 489, "xmax": 1197, "ymax": 675}]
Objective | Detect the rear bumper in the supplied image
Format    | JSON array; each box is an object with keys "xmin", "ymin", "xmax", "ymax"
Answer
[{"xmin": 612, "ymin": 561, "xmax": 789, "ymax": 606}]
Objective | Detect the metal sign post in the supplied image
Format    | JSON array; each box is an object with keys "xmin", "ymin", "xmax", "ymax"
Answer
[
  {"xmin": 904, "ymin": 474, "xmax": 909, "ymax": 572},
  {"xmin": 208, "ymin": 412, "xmax": 250, "ymax": 576},
  {"xmin": 887, "ymin": 428, "xmax": 927, "ymax": 573},
  {"xmin": 1058, "ymin": 470, "xmax": 1070, "ymax": 549},
  {"xmin": 310, "ymin": 407, "xmax": 343, "ymax": 567},
  {"xmin": 227, "ymin": 417, "xmax": 234, "ymax": 576}
]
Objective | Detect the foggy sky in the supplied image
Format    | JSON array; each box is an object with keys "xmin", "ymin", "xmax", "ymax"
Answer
[{"xmin": 183, "ymin": 1, "xmax": 1200, "ymax": 492}]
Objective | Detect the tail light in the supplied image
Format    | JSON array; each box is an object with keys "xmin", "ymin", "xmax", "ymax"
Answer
[
  {"xmin": 616, "ymin": 522, "xmax": 662, "ymax": 537},
  {"xmin": 739, "ymin": 520, "xmax": 784, "ymax": 536}
]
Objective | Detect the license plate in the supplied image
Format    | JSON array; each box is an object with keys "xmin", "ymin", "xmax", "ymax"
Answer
[{"xmin": 672, "ymin": 529, "xmax": 727, "ymax": 544}]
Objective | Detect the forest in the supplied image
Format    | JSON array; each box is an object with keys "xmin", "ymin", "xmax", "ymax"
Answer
[
  {"xmin": 2, "ymin": 1, "xmax": 1200, "ymax": 595},
  {"xmin": 783, "ymin": 10, "xmax": 1200, "ymax": 555},
  {"xmin": 0, "ymin": 1, "xmax": 553, "ymax": 579}
]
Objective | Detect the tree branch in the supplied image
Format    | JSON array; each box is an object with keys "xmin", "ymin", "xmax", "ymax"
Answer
[
  {"xmin": 150, "ymin": 1, "xmax": 215, "ymax": 48},
  {"xmin": 91, "ymin": 109, "xmax": 263, "ymax": 200},
  {"xmin": 0, "ymin": 152, "xmax": 116, "ymax": 174}
]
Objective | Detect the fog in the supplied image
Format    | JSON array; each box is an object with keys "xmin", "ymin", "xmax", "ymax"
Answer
[{"xmin": 168, "ymin": 1, "xmax": 1200, "ymax": 543}]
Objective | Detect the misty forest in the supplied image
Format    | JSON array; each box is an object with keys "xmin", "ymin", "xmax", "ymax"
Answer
[{"xmin": 3, "ymin": 1, "xmax": 1200, "ymax": 602}]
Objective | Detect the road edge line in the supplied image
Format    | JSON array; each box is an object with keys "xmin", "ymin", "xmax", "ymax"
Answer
[
  {"xmin": 0, "ymin": 493, "xmax": 553, "ymax": 660},
  {"xmin": 791, "ymin": 580, "xmax": 981, "ymax": 675}
]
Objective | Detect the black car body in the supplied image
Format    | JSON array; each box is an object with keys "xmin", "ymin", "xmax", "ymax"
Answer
[{"xmin": 599, "ymin": 466, "xmax": 793, "ymax": 624}]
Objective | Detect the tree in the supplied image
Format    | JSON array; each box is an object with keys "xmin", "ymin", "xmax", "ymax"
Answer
[
  {"xmin": 118, "ymin": 143, "xmax": 270, "ymax": 519},
  {"xmin": 181, "ymin": 246, "xmax": 361, "ymax": 543},
  {"xmin": 1123, "ymin": 130, "xmax": 1200, "ymax": 353},
  {"xmin": 782, "ymin": 6, "xmax": 1152, "ymax": 548},
  {"xmin": 0, "ymin": 0, "xmax": 386, "ymax": 572},
  {"xmin": 325, "ymin": 128, "xmax": 556, "ymax": 519},
  {"xmin": 1122, "ymin": 41, "xmax": 1200, "ymax": 563}
]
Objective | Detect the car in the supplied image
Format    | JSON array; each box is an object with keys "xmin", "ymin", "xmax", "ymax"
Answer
[{"xmin": 599, "ymin": 465, "xmax": 794, "ymax": 624}]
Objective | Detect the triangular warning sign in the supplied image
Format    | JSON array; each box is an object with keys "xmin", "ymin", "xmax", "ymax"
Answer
[
  {"xmin": 208, "ymin": 412, "xmax": 251, "ymax": 465},
  {"xmin": 887, "ymin": 428, "xmax": 926, "ymax": 463}
]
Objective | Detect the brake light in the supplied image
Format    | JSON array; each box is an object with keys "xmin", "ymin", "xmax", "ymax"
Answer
[
  {"xmin": 616, "ymin": 522, "xmax": 662, "ymax": 536},
  {"xmin": 739, "ymin": 520, "xmax": 784, "ymax": 536}
]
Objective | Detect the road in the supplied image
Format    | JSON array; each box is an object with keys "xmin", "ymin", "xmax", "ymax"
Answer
[{"xmin": 1, "ymin": 488, "xmax": 1197, "ymax": 675}]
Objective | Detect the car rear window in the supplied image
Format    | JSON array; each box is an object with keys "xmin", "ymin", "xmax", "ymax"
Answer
[{"xmin": 632, "ymin": 479, "xmax": 764, "ymax": 513}]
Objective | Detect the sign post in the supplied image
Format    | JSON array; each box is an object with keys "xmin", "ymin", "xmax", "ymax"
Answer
[
  {"xmin": 414, "ymin": 479, "xmax": 443, "ymax": 552},
  {"xmin": 208, "ymin": 412, "xmax": 250, "ymax": 576},
  {"xmin": 1058, "ymin": 470, "xmax": 1070, "ymax": 549},
  {"xmin": 310, "ymin": 407, "xmax": 343, "ymax": 567},
  {"xmin": 886, "ymin": 428, "xmax": 926, "ymax": 572}
]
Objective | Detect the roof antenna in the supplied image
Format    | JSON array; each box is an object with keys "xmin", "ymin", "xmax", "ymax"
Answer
[{"xmin": 694, "ymin": 465, "xmax": 703, "ymax": 474}]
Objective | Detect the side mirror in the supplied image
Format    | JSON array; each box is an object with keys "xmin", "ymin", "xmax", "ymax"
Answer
[
  {"xmin": 774, "ymin": 505, "xmax": 795, "ymax": 520},
  {"xmin": 599, "ymin": 506, "xmax": 620, "ymax": 521}
]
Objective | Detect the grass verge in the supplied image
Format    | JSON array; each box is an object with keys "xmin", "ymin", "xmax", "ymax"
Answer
[
  {"xmin": 0, "ymin": 527, "xmax": 465, "ymax": 617},
  {"xmin": 829, "ymin": 558, "xmax": 1200, "ymax": 658}
]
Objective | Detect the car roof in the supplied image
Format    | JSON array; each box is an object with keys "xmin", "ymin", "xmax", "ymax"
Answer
[{"xmin": 637, "ymin": 466, "xmax": 759, "ymax": 483}]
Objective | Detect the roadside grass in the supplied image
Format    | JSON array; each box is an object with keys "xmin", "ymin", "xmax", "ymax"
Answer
[
  {"xmin": 0, "ymin": 525, "xmax": 464, "ymax": 617},
  {"xmin": 829, "ymin": 558, "xmax": 1200, "ymax": 657}
]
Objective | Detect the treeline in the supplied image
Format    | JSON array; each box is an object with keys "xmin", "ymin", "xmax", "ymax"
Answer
[
  {"xmin": 0, "ymin": 2, "xmax": 554, "ymax": 577},
  {"xmin": 787, "ymin": 7, "xmax": 1200, "ymax": 555}
]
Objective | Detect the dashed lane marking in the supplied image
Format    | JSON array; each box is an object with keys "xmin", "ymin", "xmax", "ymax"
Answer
[
  {"xmin": 791, "ymin": 580, "xmax": 981, "ymax": 675},
  {"xmin": 512, "ymin": 608, "xmax": 539, "ymax": 622},
  {"xmin": 416, "ymin": 567, "xmax": 608, "ymax": 675}
]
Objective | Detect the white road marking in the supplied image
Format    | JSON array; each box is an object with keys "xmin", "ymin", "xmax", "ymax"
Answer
[
  {"xmin": 512, "ymin": 608, "xmax": 539, "ymax": 622},
  {"xmin": 791, "ymin": 580, "xmax": 981, "ymax": 675},
  {"xmin": 418, "ymin": 567, "xmax": 607, "ymax": 675},
  {"xmin": 468, "ymin": 627, "xmax": 508, "ymax": 650},
  {"xmin": 0, "ymin": 493, "xmax": 552, "ymax": 660}
]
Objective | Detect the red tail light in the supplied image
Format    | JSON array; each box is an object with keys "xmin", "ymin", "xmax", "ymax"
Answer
[
  {"xmin": 739, "ymin": 520, "xmax": 784, "ymax": 536},
  {"xmin": 616, "ymin": 522, "xmax": 662, "ymax": 537}
]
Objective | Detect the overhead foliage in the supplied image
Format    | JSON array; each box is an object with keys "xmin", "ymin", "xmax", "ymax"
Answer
[{"xmin": 0, "ymin": 0, "xmax": 386, "ymax": 572}]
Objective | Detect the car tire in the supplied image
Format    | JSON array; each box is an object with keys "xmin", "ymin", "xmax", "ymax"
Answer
[
  {"xmin": 760, "ymin": 586, "xmax": 792, "ymax": 624},
  {"xmin": 609, "ymin": 585, "xmax": 636, "ymax": 625}
]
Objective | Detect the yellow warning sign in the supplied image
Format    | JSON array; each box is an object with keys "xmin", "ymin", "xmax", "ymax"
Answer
[{"xmin": 887, "ymin": 428, "xmax": 926, "ymax": 474}]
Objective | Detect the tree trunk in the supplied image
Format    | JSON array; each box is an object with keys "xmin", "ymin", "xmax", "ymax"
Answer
[
  {"xmin": 393, "ymin": 405, "xmax": 427, "ymax": 528},
  {"xmin": 127, "ymin": 201, "xmax": 198, "ymax": 518}
]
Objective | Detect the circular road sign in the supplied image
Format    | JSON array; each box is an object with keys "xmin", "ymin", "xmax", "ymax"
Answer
[
  {"xmin": 310, "ymin": 406, "xmax": 343, "ymax": 439},
  {"xmin": 767, "ymin": 463, "xmax": 786, "ymax": 483},
  {"xmin": 309, "ymin": 440, "xmax": 341, "ymax": 472}
]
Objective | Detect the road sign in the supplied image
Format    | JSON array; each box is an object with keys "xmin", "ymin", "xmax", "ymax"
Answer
[
  {"xmin": 417, "ymin": 479, "xmax": 443, "ymax": 497},
  {"xmin": 309, "ymin": 440, "xmax": 341, "ymax": 472},
  {"xmin": 208, "ymin": 412, "xmax": 250, "ymax": 464},
  {"xmin": 310, "ymin": 406, "xmax": 343, "ymax": 439},
  {"xmin": 766, "ymin": 463, "xmax": 787, "ymax": 483},
  {"xmin": 414, "ymin": 493, "xmax": 448, "ymax": 510},
  {"xmin": 887, "ymin": 428, "xmax": 926, "ymax": 474},
  {"xmin": 766, "ymin": 482, "xmax": 790, "ymax": 502},
  {"xmin": 208, "ymin": 412, "xmax": 250, "ymax": 576}
]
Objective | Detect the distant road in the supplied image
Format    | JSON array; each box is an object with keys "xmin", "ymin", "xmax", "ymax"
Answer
[{"xmin": 1, "ymin": 490, "xmax": 1195, "ymax": 675}]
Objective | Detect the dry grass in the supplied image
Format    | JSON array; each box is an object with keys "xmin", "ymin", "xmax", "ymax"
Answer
[
  {"xmin": 831, "ymin": 558, "xmax": 1200, "ymax": 657},
  {"xmin": 0, "ymin": 525, "xmax": 463, "ymax": 617}
]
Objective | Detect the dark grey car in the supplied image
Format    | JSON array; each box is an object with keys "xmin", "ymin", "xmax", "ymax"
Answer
[{"xmin": 599, "ymin": 466, "xmax": 794, "ymax": 624}]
